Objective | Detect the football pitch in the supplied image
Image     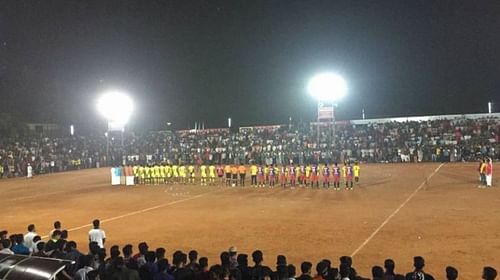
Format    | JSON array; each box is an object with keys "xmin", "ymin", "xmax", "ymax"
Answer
[{"xmin": 1, "ymin": 162, "xmax": 499, "ymax": 279}]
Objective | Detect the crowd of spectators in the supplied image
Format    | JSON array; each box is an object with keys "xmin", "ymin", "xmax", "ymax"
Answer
[
  {"xmin": 0, "ymin": 223, "xmax": 498, "ymax": 280},
  {"xmin": 1, "ymin": 117, "xmax": 498, "ymax": 177}
]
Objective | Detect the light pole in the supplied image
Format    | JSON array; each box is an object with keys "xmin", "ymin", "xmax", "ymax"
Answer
[
  {"xmin": 307, "ymin": 73, "xmax": 347, "ymax": 145},
  {"xmin": 97, "ymin": 90, "xmax": 134, "ymax": 166}
]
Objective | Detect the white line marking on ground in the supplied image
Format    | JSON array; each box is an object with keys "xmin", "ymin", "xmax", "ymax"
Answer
[
  {"xmin": 41, "ymin": 188, "xmax": 225, "ymax": 239},
  {"xmin": 350, "ymin": 163, "xmax": 444, "ymax": 257}
]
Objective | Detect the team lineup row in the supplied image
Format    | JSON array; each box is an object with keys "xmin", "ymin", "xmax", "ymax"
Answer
[{"xmin": 113, "ymin": 163, "xmax": 361, "ymax": 190}]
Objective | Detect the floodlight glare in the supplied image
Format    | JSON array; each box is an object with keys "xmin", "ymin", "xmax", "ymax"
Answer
[
  {"xmin": 307, "ymin": 73, "xmax": 347, "ymax": 102},
  {"xmin": 97, "ymin": 91, "xmax": 134, "ymax": 124}
]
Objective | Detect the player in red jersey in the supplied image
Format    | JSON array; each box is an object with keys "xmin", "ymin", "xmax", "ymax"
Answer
[
  {"xmin": 289, "ymin": 165, "xmax": 297, "ymax": 187},
  {"xmin": 322, "ymin": 163, "xmax": 330, "ymax": 188},
  {"xmin": 311, "ymin": 164, "xmax": 319, "ymax": 188},
  {"xmin": 216, "ymin": 164, "xmax": 224, "ymax": 185},
  {"xmin": 279, "ymin": 165, "xmax": 287, "ymax": 188},
  {"xmin": 332, "ymin": 163, "xmax": 341, "ymax": 190},
  {"xmin": 257, "ymin": 165, "xmax": 265, "ymax": 187}
]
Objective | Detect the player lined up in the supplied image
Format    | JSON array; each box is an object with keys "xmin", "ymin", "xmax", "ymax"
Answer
[{"xmin": 128, "ymin": 162, "xmax": 360, "ymax": 190}]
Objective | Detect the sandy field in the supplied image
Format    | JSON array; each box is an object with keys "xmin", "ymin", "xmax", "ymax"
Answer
[{"xmin": 1, "ymin": 162, "xmax": 499, "ymax": 279}]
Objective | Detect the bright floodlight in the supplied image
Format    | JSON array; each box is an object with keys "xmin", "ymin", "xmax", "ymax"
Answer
[
  {"xmin": 307, "ymin": 73, "xmax": 347, "ymax": 101},
  {"xmin": 97, "ymin": 91, "xmax": 134, "ymax": 124}
]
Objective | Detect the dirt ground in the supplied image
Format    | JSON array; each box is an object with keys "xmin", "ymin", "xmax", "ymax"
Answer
[{"xmin": 1, "ymin": 163, "xmax": 499, "ymax": 279}]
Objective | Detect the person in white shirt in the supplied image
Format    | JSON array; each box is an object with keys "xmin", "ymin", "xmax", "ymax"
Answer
[
  {"xmin": 88, "ymin": 219, "xmax": 106, "ymax": 248},
  {"xmin": 23, "ymin": 224, "xmax": 37, "ymax": 250},
  {"xmin": 26, "ymin": 163, "xmax": 33, "ymax": 179}
]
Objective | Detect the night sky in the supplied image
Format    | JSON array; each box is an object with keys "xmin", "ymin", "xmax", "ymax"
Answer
[{"xmin": 1, "ymin": 1, "xmax": 499, "ymax": 131}]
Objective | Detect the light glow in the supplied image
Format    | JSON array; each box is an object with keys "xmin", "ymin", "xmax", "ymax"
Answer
[
  {"xmin": 97, "ymin": 91, "xmax": 134, "ymax": 124},
  {"xmin": 307, "ymin": 73, "xmax": 347, "ymax": 102}
]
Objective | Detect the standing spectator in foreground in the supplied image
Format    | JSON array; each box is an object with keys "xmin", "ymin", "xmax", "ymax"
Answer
[
  {"xmin": 445, "ymin": 266, "xmax": 458, "ymax": 280},
  {"xmin": 133, "ymin": 242, "xmax": 149, "ymax": 268},
  {"xmin": 238, "ymin": 254, "xmax": 251, "ymax": 280},
  {"xmin": 371, "ymin": 266, "xmax": 384, "ymax": 280},
  {"xmin": 188, "ymin": 250, "xmax": 200, "ymax": 272},
  {"xmin": 198, "ymin": 257, "xmax": 210, "ymax": 280},
  {"xmin": 384, "ymin": 259, "xmax": 403, "ymax": 280},
  {"xmin": 251, "ymin": 250, "xmax": 272, "ymax": 280},
  {"xmin": 49, "ymin": 221, "xmax": 62, "ymax": 237},
  {"xmin": 287, "ymin": 265, "xmax": 296, "ymax": 280},
  {"xmin": 156, "ymin": 258, "xmax": 173, "ymax": 280},
  {"xmin": 297, "ymin": 262, "xmax": 312, "ymax": 280},
  {"xmin": 483, "ymin": 267, "xmax": 497, "ymax": 280},
  {"xmin": 229, "ymin": 246, "xmax": 238, "ymax": 270},
  {"xmin": 23, "ymin": 224, "xmax": 37, "ymax": 250},
  {"xmin": 123, "ymin": 244, "xmax": 139, "ymax": 270},
  {"xmin": 405, "ymin": 256, "xmax": 434, "ymax": 280},
  {"xmin": 313, "ymin": 261, "xmax": 328, "ymax": 280},
  {"xmin": 88, "ymin": 219, "xmax": 106, "ymax": 248}
]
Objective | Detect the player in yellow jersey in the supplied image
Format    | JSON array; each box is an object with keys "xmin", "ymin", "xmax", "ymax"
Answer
[
  {"xmin": 153, "ymin": 164, "xmax": 159, "ymax": 185},
  {"xmin": 188, "ymin": 165, "xmax": 195, "ymax": 184},
  {"xmin": 144, "ymin": 165, "xmax": 151, "ymax": 185},
  {"xmin": 353, "ymin": 162, "xmax": 360, "ymax": 184},
  {"xmin": 133, "ymin": 165, "xmax": 139, "ymax": 184},
  {"xmin": 165, "ymin": 164, "xmax": 172, "ymax": 184},
  {"xmin": 208, "ymin": 165, "xmax": 216, "ymax": 185},
  {"xmin": 138, "ymin": 165, "xmax": 145, "ymax": 185},
  {"xmin": 250, "ymin": 164, "xmax": 258, "ymax": 186},
  {"xmin": 178, "ymin": 164, "xmax": 187, "ymax": 184},
  {"xmin": 160, "ymin": 164, "xmax": 167, "ymax": 184},
  {"xmin": 200, "ymin": 164, "xmax": 207, "ymax": 186},
  {"xmin": 172, "ymin": 164, "xmax": 179, "ymax": 183},
  {"xmin": 264, "ymin": 165, "xmax": 269, "ymax": 185}
]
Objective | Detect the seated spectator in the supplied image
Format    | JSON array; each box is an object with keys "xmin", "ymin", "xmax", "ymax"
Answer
[
  {"xmin": 45, "ymin": 230, "xmax": 62, "ymax": 252},
  {"xmin": 32, "ymin": 241, "xmax": 47, "ymax": 257},
  {"xmin": 74, "ymin": 255, "xmax": 95, "ymax": 280},
  {"xmin": 0, "ymin": 239, "xmax": 13, "ymax": 254},
  {"xmin": 11, "ymin": 234, "xmax": 30, "ymax": 255}
]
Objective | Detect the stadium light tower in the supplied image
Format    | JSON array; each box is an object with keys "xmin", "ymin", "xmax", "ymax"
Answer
[
  {"xmin": 307, "ymin": 72, "xmax": 347, "ymax": 144},
  {"xmin": 97, "ymin": 90, "xmax": 134, "ymax": 166}
]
